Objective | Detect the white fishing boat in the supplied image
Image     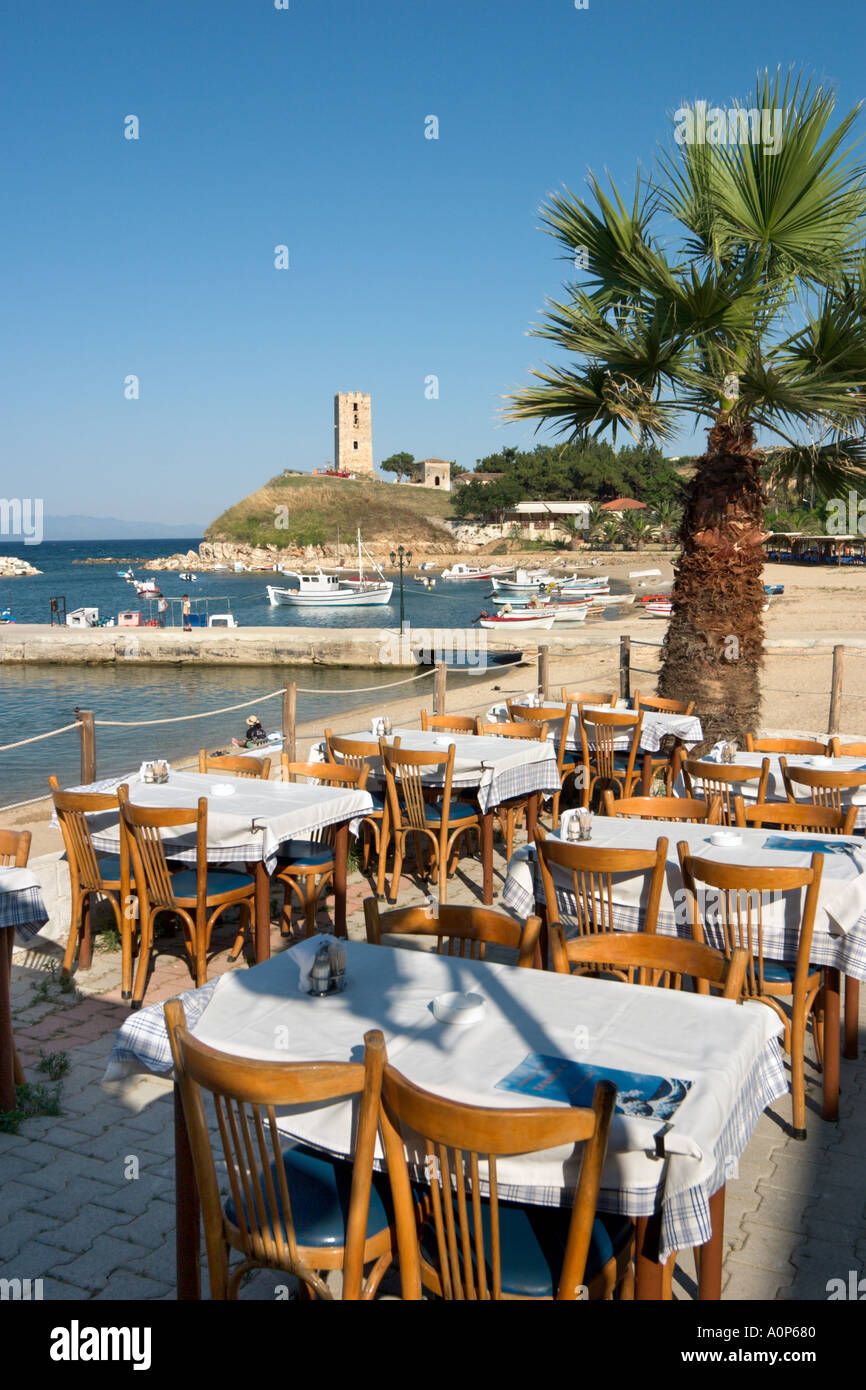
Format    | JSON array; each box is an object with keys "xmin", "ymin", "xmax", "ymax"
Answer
[
  {"xmin": 178, "ymin": 572, "xmax": 198, "ymax": 582},
  {"xmin": 586, "ymin": 592, "xmax": 635, "ymax": 609},
  {"xmin": 476, "ymin": 609, "xmax": 556, "ymax": 631},
  {"xmin": 490, "ymin": 568, "xmax": 554, "ymax": 595},
  {"xmin": 266, "ymin": 530, "xmax": 393, "ymax": 607},
  {"xmin": 441, "ymin": 562, "xmax": 515, "ymax": 581},
  {"xmin": 641, "ymin": 601, "xmax": 673, "ymax": 619},
  {"xmin": 117, "ymin": 568, "xmax": 135, "ymax": 580},
  {"xmin": 551, "ymin": 605, "xmax": 589, "ymax": 623},
  {"xmin": 133, "ymin": 579, "xmax": 162, "ymax": 597}
]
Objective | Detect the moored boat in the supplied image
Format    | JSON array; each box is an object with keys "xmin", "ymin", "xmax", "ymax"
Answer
[
  {"xmin": 441, "ymin": 562, "xmax": 515, "ymax": 581},
  {"xmin": 267, "ymin": 530, "xmax": 393, "ymax": 607},
  {"xmin": 641, "ymin": 601, "xmax": 673, "ymax": 619},
  {"xmin": 476, "ymin": 610, "xmax": 556, "ymax": 630}
]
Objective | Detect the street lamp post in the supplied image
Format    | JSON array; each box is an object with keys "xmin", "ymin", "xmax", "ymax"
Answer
[{"xmin": 389, "ymin": 545, "xmax": 412, "ymax": 629}]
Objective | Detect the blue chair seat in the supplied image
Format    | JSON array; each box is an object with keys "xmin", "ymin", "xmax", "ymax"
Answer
[
  {"xmin": 169, "ymin": 870, "xmax": 255, "ymax": 901},
  {"xmin": 420, "ymin": 1200, "xmax": 631, "ymax": 1298},
  {"xmin": 759, "ymin": 959, "xmax": 794, "ymax": 984},
  {"xmin": 94, "ymin": 855, "xmax": 134, "ymax": 884},
  {"xmin": 366, "ymin": 793, "xmax": 386, "ymax": 814},
  {"xmin": 276, "ymin": 841, "xmax": 335, "ymax": 869},
  {"xmin": 225, "ymin": 1145, "xmax": 390, "ymax": 1250},
  {"xmin": 423, "ymin": 800, "xmax": 477, "ymax": 824}
]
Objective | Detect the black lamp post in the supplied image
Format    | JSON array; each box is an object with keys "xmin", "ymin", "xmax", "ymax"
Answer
[{"xmin": 389, "ymin": 544, "xmax": 412, "ymax": 628}]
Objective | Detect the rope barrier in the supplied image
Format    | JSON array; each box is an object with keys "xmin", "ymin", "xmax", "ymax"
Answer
[{"xmin": 0, "ymin": 722, "xmax": 79, "ymax": 753}]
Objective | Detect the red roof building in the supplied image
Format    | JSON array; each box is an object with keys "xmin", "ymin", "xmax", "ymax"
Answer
[{"xmin": 600, "ymin": 497, "xmax": 648, "ymax": 511}]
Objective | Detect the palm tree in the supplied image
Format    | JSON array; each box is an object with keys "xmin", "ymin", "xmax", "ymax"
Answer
[
  {"xmin": 586, "ymin": 502, "xmax": 607, "ymax": 545},
  {"xmin": 507, "ymin": 72, "xmax": 866, "ymax": 742},
  {"xmin": 652, "ymin": 498, "xmax": 684, "ymax": 546},
  {"xmin": 600, "ymin": 518, "xmax": 621, "ymax": 550},
  {"xmin": 621, "ymin": 511, "xmax": 652, "ymax": 551}
]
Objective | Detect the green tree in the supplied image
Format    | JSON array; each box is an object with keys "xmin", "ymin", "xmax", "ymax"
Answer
[
  {"xmin": 600, "ymin": 518, "xmax": 621, "ymax": 549},
  {"xmin": 621, "ymin": 511, "xmax": 652, "ymax": 551},
  {"xmin": 653, "ymin": 499, "xmax": 684, "ymax": 545},
  {"xmin": 507, "ymin": 72, "xmax": 866, "ymax": 741},
  {"xmin": 380, "ymin": 452, "xmax": 415, "ymax": 483}
]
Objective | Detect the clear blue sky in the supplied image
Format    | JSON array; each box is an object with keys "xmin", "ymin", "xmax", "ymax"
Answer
[{"xmin": 2, "ymin": 0, "xmax": 863, "ymax": 527}]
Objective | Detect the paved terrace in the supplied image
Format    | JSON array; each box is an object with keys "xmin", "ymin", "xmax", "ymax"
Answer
[{"xmin": 3, "ymin": 837, "xmax": 864, "ymax": 1303}]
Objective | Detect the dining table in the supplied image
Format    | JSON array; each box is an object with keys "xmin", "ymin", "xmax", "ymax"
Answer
[
  {"xmin": 105, "ymin": 937, "xmax": 787, "ymax": 1301},
  {"xmin": 0, "ymin": 866, "xmax": 49, "ymax": 1110},
  {"xmin": 316, "ymin": 727, "xmax": 562, "ymax": 904},
  {"xmin": 504, "ymin": 811, "xmax": 866, "ymax": 1123},
  {"xmin": 84, "ymin": 770, "xmax": 374, "ymax": 955}
]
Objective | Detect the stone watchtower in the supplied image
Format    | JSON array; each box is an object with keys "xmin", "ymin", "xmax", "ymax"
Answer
[{"xmin": 334, "ymin": 392, "xmax": 374, "ymax": 476}]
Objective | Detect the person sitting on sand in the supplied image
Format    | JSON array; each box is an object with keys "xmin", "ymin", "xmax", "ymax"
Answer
[{"xmin": 232, "ymin": 714, "xmax": 269, "ymax": 749}]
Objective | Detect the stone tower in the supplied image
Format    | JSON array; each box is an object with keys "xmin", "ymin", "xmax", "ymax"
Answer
[{"xmin": 334, "ymin": 392, "xmax": 374, "ymax": 476}]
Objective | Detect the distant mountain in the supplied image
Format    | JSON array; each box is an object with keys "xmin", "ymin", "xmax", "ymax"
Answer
[{"xmin": 43, "ymin": 515, "xmax": 205, "ymax": 541}]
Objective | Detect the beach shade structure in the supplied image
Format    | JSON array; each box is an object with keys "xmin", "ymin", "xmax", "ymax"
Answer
[
  {"xmin": 380, "ymin": 742, "xmax": 482, "ymax": 904},
  {"xmin": 363, "ymin": 898, "xmax": 542, "ymax": 969},
  {"xmin": 165, "ymin": 1003, "xmax": 394, "ymax": 1300},
  {"xmin": 474, "ymin": 721, "xmax": 550, "ymax": 858}
]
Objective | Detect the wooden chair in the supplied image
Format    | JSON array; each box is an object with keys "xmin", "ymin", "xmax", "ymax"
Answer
[
  {"xmin": 380, "ymin": 743, "xmax": 481, "ymax": 904},
  {"xmin": 677, "ymin": 844, "xmax": 825, "ymax": 1138},
  {"xmin": 631, "ymin": 692, "xmax": 695, "ymax": 790},
  {"xmin": 48, "ymin": 777, "xmax": 137, "ymax": 996},
  {"xmin": 363, "ymin": 899, "xmax": 542, "ymax": 969},
  {"xmin": 535, "ymin": 832, "xmax": 668, "ymax": 977},
  {"xmin": 829, "ymin": 738, "xmax": 866, "ymax": 757},
  {"xmin": 475, "ymin": 721, "xmax": 549, "ymax": 859},
  {"xmin": 508, "ymin": 702, "xmax": 575, "ymax": 830},
  {"xmin": 746, "ymin": 735, "xmax": 830, "ymax": 756},
  {"xmin": 778, "ymin": 758, "xmax": 866, "ymax": 814},
  {"xmin": 420, "ymin": 712, "xmax": 477, "ymax": 734},
  {"xmin": 681, "ymin": 758, "xmax": 770, "ymax": 826},
  {"xmin": 378, "ymin": 1056, "xmax": 633, "ymax": 1300},
  {"xmin": 561, "ymin": 688, "xmax": 613, "ymax": 707},
  {"xmin": 324, "ymin": 732, "xmax": 389, "ymax": 896},
  {"xmin": 578, "ymin": 707, "xmax": 644, "ymax": 808},
  {"xmin": 198, "ymin": 751, "xmax": 271, "ymax": 780},
  {"xmin": 632, "ymin": 691, "xmax": 696, "ymax": 716},
  {"xmin": 553, "ymin": 931, "xmax": 749, "ymax": 998},
  {"xmin": 0, "ymin": 829, "xmax": 31, "ymax": 867},
  {"xmin": 270, "ymin": 760, "xmax": 369, "ymax": 938},
  {"xmin": 165, "ymin": 1003, "xmax": 394, "ymax": 1299},
  {"xmin": 732, "ymin": 795, "xmax": 857, "ymax": 836},
  {"xmin": 602, "ymin": 791, "xmax": 722, "ymax": 824},
  {"xmin": 118, "ymin": 789, "xmax": 255, "ymax": 1008}
]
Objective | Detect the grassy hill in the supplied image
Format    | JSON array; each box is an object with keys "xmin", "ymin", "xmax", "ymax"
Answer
[{"xmin": 206, "ymin": 474, "xmax": 456, "ymax": 550}]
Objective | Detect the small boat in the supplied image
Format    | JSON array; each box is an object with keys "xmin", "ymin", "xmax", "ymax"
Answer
[
  {"xmin": 0, "ymin": 608, "xmax": 15, "ymax": 624},
  {"xmin": 476, "ymin": 610, "xmax": 556, "ymax": 630},
  {"xmin": 587, "ymin": 592, "xmax": 635, "ymax": 609},
  {"xmin": 117, "ymin": 568, "xmax": 135, "ymax": 580},
  {"xmin": 764, "ymin": 584, "xmax": 784, "ymax": 596},
  {"xmin": 267, "ymin": 530, "xmax": 393, "ymax": 607},
  {"xmin": 133, "ymin": 579, "xmax": 162, "ymax": 597},
  {"xmin": 213, "ymin": 564, "xmax": 228, "ymax": 571},
  {"xmin": 637, "ymin": 592, "xmax": 673, "ymax": 605},
  {"xmin": 490, "ymin": 569, "xmax": 555, "ymax": 595},
  {"xmin": 416, "ymin": 561, "xmax": 437, "ymax": 572},
  {"xmin": 179, "ymin": 572, "xmax": 198, "ymax": 582},
  {"xmin": 551, "ymin": 605, "xmax": 589, "ymax": 623},
  {"xmin": 441, "ymin": 562, "xmax": 516, "ymax": 581},
  {"xmin": 641, "ymin": 601, "xmax": 673, "ymax": 619}
]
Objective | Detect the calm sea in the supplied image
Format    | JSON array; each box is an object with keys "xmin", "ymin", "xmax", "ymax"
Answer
[{"xmin": 0, "ymin": 538, "xmax": 626, "ymax": 806}]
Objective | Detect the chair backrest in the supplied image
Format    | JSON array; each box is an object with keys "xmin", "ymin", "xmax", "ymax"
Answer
[
  {"xmin": 535, "ymin": 831, "xmax": 668, "ymax": 949},
  {"xmin": 0, "ymin": 827, "xmax": 31, "ymax": 868},
  {"xmin": 632, "ymin": 691, "xmax": 695, "ymax": 716},
  {"xmin": 778, "ymin": 758, "xmax": 866, "ymax": 814},
  {"xmin": 732, "ymin": 794, "xmax": 857, "ymax": 835},
  {"xmin": 363, "ymin": 899, "xmax": 542, "ymax": 967},
  {"xmin": 420, "ymin": 712, "xmax": 477, "ymax": 734},
  {"xmin": 164, "ymin": 999, "xmax": 385, "ymax": 1300},
  {"xmin": 578, "ymin": 707, "xmax": 643, "ymax": 789},
  {"xmin": 281, "ymin": 756, "xmax": 369, "ymax": 790},
  {"xmin": 48, "ymin": 775, "xmax": 122, "ymax": 889},
  {"xmin": 676, "ymin": 844, "xmax": 824, "ymax": 997},
  {"xmin": 378, "ymin": 1056, "xmax": 616, "ymax": 1300},
  {"xmin": 475, "ymin": 720, "xmax": 549, "ymax": 741},
  {"xmin": 199, "ymin": 752, "xmax": 271, "ymax": 780},
  {"xmin": 829, "ymin": 738, "xmax": 866, "ymax": 757},
  {"xmin": 118, "ymin": 787, "xmax": 205, "ymax": 910},
  {"xmin": 381, "ymin": 742, "xmax": 455, "ymax": 832},
  {"xmin": 602, "ymin": 791, "xmax": 722, "ymax": 824},
  {"xmin": 508, "ymin": 703, "xmax": 572, "ymax": 771},
  {"xmin": 681, "ymin": 758, "xmax": 770, "ymax": 824},
  {"xmin": 324, "ymin": 731, "xmax": 381, "ymax": 769},
  {"xmin": 554, "ymin": 930, "xmax": 748, "ymax": 998},
  {"xmin": 745, "ymin": 735, "xmax": 829, "ymax": 756},
  {"xmin": 561, "ymin": 688, "xmax": 613, "ymax": 706}
]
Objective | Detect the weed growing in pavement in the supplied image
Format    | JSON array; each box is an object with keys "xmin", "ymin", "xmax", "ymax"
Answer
[
  {"xmin": 37, "ymin": 1050, "xmax": 70, "ymax": 1081},
  {"xmin": 0, "ymin": 1081, "xmax": 63, "ymax": 1135}
]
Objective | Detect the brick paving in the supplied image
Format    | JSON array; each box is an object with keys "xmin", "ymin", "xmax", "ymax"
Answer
[{"xmin": 3, "ymin": 836, "xmax": 865, "ymax": 1303}]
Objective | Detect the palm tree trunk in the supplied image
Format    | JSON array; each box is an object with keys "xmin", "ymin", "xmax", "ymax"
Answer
[{"xmin": 657, "ymin": 421, "xmax": 765, "ymax": 745}]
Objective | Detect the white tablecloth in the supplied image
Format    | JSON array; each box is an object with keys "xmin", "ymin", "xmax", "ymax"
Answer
[
  {"xmin": 105, "ymin": 939, "xmax": 786, "ymax": 1260},
  {"xmin": 87, "ymin": 770, "xmax": 374, "ymax": 871},
  {"xmin": 503, "ymin": 815, "xmax": 866, "ymax": 979},
  {"xmin": 675, "ymin": 752, "xmax": 866, "ymax": 828},
  {"xmin": 487, "ymin": 700, "xmax": 703, "ymax": 756}
]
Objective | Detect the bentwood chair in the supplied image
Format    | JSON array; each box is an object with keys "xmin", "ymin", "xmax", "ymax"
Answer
[
  {"xmin": 829, "ymin": 738, "xmax": 866, "ymax": 757},
  {"xmin": 420, "ymin": 712, "xmax": 477, "ymax": 734},
  {"xmin": 198, "ymin": 751, "xmax": 272, "ymax": 780},
  {"xmin": 681, "ymin": 758, "xmax": 770, "ymax": 826},
  {"xmin": 475, "ymin": 721, "xmax": 550, "ymax": 859},
  {"xmin": 554, "ymin": 931, "xmax": 749, "ymax": 998},
  {"xmin": 578, "ymin": 707, "xmax": 644, "ymax": 808},
  {"xmin": 270, "ymin": 759, "xmax": 369, "ymax": 938},
  {"xmin": 778, "ymin": 759, "xmax": 866, "ymax": 814},
  {"xmin": 165, "ymin": 1003, "xmax": 394, "ymax": 1299},
  {"xmin": 632, "ymin": 692, "xmax": 696, "ymax": 716},
  {"xmin": 630, "ymin": 692, "xmax": 695, "ymax": 790},
  {"xmin": 48, "ymin": 777, "xmax": 137, "ymax": 996},
  {"xmin": 380, "ymin": 743, "xmax": 481, "ymax": 903},
  {"xmin": 677, "ymin": 845, "xmax": 825, "ymax": 1138},
  {"xmin": 363, "ymin": 899, "xmax": 542, "ymax": 969},
  {"xmin": 535, "ymin": 832, "xmax": 668, "ymax": 978},
  {"xmin": 0, "ymin": 830, "xmax": 31, "ymax": 867},
  {"xmin": 378, "ymin": 1055, "xmax": 633, "ymax": 1300},
  {"xmin": 561, "ymin": 688, "xmax": 614, "ymax": 707},
  {"xmin": 602, "ymin": 791, "xmax": 722, "ymax": 825},
  {"xmin": 732, "ymin": 794, "xmax": 858, "ymax": 836},
  {"xmin": 324, "ymin": 732, "xmax": 389, "ymax": 896},
  {"xmin": 745, "ymin": 735, "xmax": 830, "ymax": 756},
  {"xmin": 508, "ymin": 703, "xmax": 576, "ymax": 830},
  {"xmin": 118, "ymin": 789, "xmax": 256, "ymax": 1008}
]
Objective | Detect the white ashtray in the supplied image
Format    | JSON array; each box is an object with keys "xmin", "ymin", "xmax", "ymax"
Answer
[
  {"xmin": 432, "ymin": 992, "xmax": 486, "ymax": 1027},
  {"xmin": 433, "ymin": 736, "xmax": 453, "ymax": 747},
  {"xmin": 210, "ymin": 783, "xmax": 236, "ymax": 797},
  {"xmin": 710, "ymin": 831, "xmax": 742, "ymax": 847}
]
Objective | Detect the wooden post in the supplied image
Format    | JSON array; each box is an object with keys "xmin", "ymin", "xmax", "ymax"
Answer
[
  {"xmin": 537, "ymin": 646, "xmax": 550, "ymax": 701},
  {"xmin": 434, "ymin": 662, "xmax": 447, "ymax": 715},
  {"xmin": 75, "ymin": 709, "xmax": 96, "ymax": 785},
  {"xmin": 282, "ymin": 681, "xmax": 297, "ymax": 764},
  {"xmin": 829, "ymin": 645, "xmax": 844, "ymax": 734},
  {"xmin": 619, "ymin": 636, "xmax": 631, "ymax": 703}
]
